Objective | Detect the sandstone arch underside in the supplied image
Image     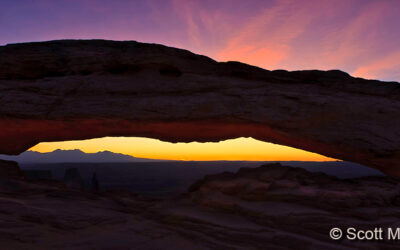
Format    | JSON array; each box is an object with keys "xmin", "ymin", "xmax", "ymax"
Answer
[{"xmin": 1, "ymin": 40, "xmax": 400, "ymax": 175}]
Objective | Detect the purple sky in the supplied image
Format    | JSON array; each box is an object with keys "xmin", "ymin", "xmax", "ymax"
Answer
[{"xmin": 1, "ymin": 0, "xmax": 400, "ymax": 81}]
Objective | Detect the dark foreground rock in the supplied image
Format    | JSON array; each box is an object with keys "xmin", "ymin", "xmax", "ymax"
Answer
[
  {"xmin": 1, "ymin": 163, "xmax": 400, "ymax": 249},
  {"xmin": 188, "ymin": 163, "xmax": 400, "ymax": 209},
  {"xmin": 1, "ymin": 40, "xmax": 400, "ymax": 175}
]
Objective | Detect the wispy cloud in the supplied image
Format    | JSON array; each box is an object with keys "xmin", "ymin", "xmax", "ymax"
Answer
[
  {"xmin": 314, "ymin": 1, "xmax": 394, "ymax": 71},
  {"xmin": 210, "ymin": 0, "xmax": 400, "ymax": 82},
  {"xmin": 353, "ymin": 50, "xmax": 400, "ymax": 80},
  {"xmin": 216, "ymin": 0, "xmax": 318, "ymax": 69},
  {"xmin": 1, "ymin": 0, "xmax": 400, "ymax": 81}
]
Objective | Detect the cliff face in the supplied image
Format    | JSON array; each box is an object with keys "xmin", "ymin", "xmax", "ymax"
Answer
[{"xmin": 1, "ymin": 40, "xmax": 400, "ymax": 175}]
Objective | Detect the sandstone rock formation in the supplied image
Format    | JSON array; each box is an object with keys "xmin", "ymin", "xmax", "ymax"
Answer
[
  {"xmin": 1, "ymin": 40, "xmax": 400, "ymax": 175},
  {"xmin": 188, "ymin": 163, "xmax": 400, "ymax": 209}
]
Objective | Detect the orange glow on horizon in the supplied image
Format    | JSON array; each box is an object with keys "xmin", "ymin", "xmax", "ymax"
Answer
[{"xmin": 29, "ymin": 137, "xmax": 335, "ymax": 162}]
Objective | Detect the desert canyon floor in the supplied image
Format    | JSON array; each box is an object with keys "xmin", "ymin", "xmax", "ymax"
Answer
[{"xmin": 1, "ymin": 160, "xmax": 400, "ymax": 250}]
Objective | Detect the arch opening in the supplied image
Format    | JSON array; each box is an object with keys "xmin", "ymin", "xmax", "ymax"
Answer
[
  {"xmin": 28, "ymin": 136, "xmax": 335, "ymax": 162},
  {"xmin": 0, "ymin": 136, "xmax": 384, "ymax": 196}
]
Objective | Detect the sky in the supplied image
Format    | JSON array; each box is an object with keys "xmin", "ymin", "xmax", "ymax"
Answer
[
  {"xmin": 1, "ymin": 0, "xmax": 399, "ymax": 161},
  {"xmin": 31, "ymin": 137, "xmax": 334, "ymax": 161}
]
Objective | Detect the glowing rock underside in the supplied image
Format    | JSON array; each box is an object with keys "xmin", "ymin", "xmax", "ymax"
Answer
[{"xmin": 0, "ymin": 40, "xmax": 400, "ymax": 175}]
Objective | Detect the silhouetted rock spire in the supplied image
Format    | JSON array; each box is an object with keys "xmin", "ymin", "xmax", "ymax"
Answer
[
  {"xmin": 63, "ymin": 168, "xmax": 84, "ymax": 190},
  {"xmin": 91, "ymin": 172, "xmax": 99, "ymax": 192}
]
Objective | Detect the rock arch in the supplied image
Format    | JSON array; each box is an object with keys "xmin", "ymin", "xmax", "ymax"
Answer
[{"xmin": 1, "ymin": 40, "xmax": 400, "ymax": 175}]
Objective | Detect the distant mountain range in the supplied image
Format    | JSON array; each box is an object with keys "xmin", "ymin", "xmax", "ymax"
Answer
[
  {"xmin": 0, "ymin": 149, "xmax": 385, "ymax": 179},
  {"xmin": 0, "ymin": 149, "xmax": 167, "ymax": 163}
]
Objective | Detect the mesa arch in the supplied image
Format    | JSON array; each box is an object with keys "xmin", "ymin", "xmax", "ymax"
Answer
[{"xmin": 1, "ymin": 40, "xmax": 400, "ymax": 176}]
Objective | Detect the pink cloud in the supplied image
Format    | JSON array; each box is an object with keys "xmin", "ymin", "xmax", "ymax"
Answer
[
  {"xmin": 215, "ymin": 0, "xmax": 336, "ymax": 69},
  {"xmin": 353, "ymin": 50, "xmax": 400, "ymax": 80},
  {"xmin": 2, "ymin": 0, "xmax": 399, "ymax": 82},
  {"xmin": 314, "ymin": 1, "xmax": 393, "ymax": 70},
  {"xmin": 210, "ymin": 0, "xmax": 400, "ymax": 83}
]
